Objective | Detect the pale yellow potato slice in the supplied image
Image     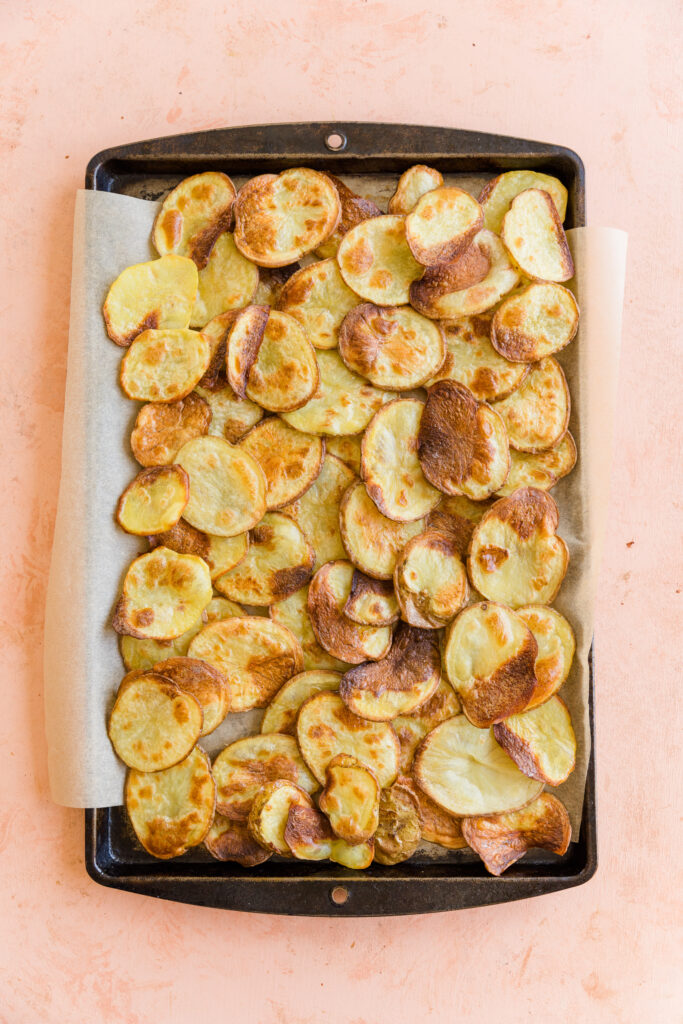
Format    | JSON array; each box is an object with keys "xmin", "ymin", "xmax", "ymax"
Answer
[
  {"xmin": 338, "ymin": 303, "xmax": 445, "ymax": 390},
  {"xmin": 195, "ymin": 383, "xmax": 263, "ymax": 443},
  {"xmin": 308, "ymin": 561, "xmax": 393, "ymax": 664},
  {"xmin": 151, "ymin": 655, "xmax": 229, "ymax": 736},
  {"xmin": 496, "ymin": 432, "xmax": 577, "ymax": 497},
  {"xmin": 148, "ymin": 519, "xmax": 248, "ymax": 582},
  {"xmin": 204, "ymin": 815, "xmax": 271, "ymax": 866},
  {"xmin": 491, "ymin": 283, "xmax": 579, "ymax": 363},
  {"xmin": 276, "ymin": 258, "xmax": 359, "ymax": 349},
  {"xmin": 269, "ymin": 586, "xmax": 351, "ymax": 673},
  {"xmin": 281, "ymin": 453, "xmax": 355, "ymax": 570},
  {"xmin": 318, "ymin": 754, "xmax": 380, "ymax": 843},
  {"xmin": 261, "ymin": 670, "xmax": 341, "ymax": 735},
  {"xmin": 103, "ymin": 254, "xmax": 198, "ymax": 347},
  {"xmin": 119, "ymin": 619, "xmax": 203, "ymax": 672},
  {"xmin": 479, "ymin": 170, "xmax": 568, "ymax": 234},
  {"xmin": 343, "ymin": 571, "xmax": 399, "ymax": 626},
  {"xmin": 120, "ymin": 328, "xmax": 210, "ymax": 403},
  {"xmin": 388, "ymin": 164, "xmax": 443, "ymax": 215},
  {"xmin": 238, "ymin": 418, "xmax": 324, "ymax": 510},
  {"xmin": 325, "ymin": 435, "xmax": 362, "ymax": 475},
  {"xmin": 212, "ymin": 733, "xmax": 317, "ymax": 819},
  {"xmin": 396, "ymin": 774, "xmax": 467, "ymax": 850},
  {"xmin": 492, "ymin": 357, "xmax": 570, "ymax": 453},
  {"xmin": 405, "ymin": 187, "xmax": 483, "ymax": 266},
  {"xmin": 373, "ymin": 783, "xmax": 422, "ymax": 865},
  {"xmin": 229, "ymin": 308, "xmax": 319, "ymax": 413},
  {"xmin": 339, "ymin": 479, "xmax": 425, "ymax": 580},
  {"xmin": 314, "ymin": 173, "xmax": 382, "ymax": 259},
  {"xmin": 502, "ymin": 188, "xmax": 574, "ymax": 282},
  {"xmin": 462, "ymin": 792, "xmax": 571, "ymax": 875},
  {"xmin": 152, "ymin": 172, "xmax": 237, "ymax": 267},
  {"xmin": 108, "ymin": 671, "xmax": 203, "ymax": 771},
  {"xmin": 337, "ymin": 215, "xmax": 424, "ymax": 306},
  {"xmin": 428, "ymin": 315, "xmax": 528, "ymax": 402},
  {"xmin": 131, "ymin": 393, "xmax": 211, "ymax": 466},
  {"xmin": 175, "ymin": 435, "xmax": 266, "ymax": 537},
  {"xmin": 425, "ymin": 493, "xmax": 490, "ymax": 557},
  {"xmin": 493, "ymin": 695, "xmax": 576, "ymax": 786},
  {"xmin": 189, "ymin": 232, "xmax": 259, "ymax": 328},
  {"xmin": 248, "ymin": 779, "xmax": 314, "ymax": 856},
  {"xmin": 113, "ymin": 547, "xmax": 212, "ymax": 640},
  {"xmin": 116, "ymin": 465, "xmax": 189, "ymax": 536},
  {"xmin": 215, "ymin": 512, "xmax": 314, "ymax": 606},
  {"xmin": 202, "ymin": 596, "xmax": 246, "ymax": 623},
  {"xmin": 284, "ymin": 803, "xmax": 375, "ymax": 868},
  {"xmin": 517, "ymin": 605, "xmax": 576, "ymax": 709},
  {"xmin": 393, "ymin": 677, "xmax": 461, "ymax": 773},
  {"xmin": 394, "ymin": 529, "xmax": 469, "ymax": 628}
]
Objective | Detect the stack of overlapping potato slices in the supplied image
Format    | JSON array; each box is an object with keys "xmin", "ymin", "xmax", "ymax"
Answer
[{"xmin": 104, "ymin": 165, "xmax": 580, "ymax": 875}]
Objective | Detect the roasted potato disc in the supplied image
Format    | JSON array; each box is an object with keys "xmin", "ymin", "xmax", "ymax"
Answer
[
  {"xmin": 388, "ymin": 164, "xmax": 443, "ymax": 215},
  {"xmin": 238, "ymin": 419, "xmax": 324, "ymax": 511},
  {"xmin": 468, "ymin": 488, "xmax": 569, "ymax": 607},
  {"xmin": 228, "ymin": 307, "xmax": 319, "ymax": 412},
  {"xmin": 491, "ymin": 283, "xmax": 579, "ymax": 363},
  {"xmin": 361, "ymin": 398, "xmax": 441, "ymax": 522},
  {"xmin": 496, "ymin": 432, "xmax": 577, "ymax": 497},
  {"xmin": 394, "ymin": 529, "xmax": 469, "ymax": 628},
  {"xmin": 204, "ymin": 814, "xmax": 271, "ymax": 866},
  {"xmin": 325, "ymin": 435, "xmax": 362, "ymax": 475},
  {"xmin": 319, "ymin": 754, "xmax": 380, "ymax": 843},
  {"xmin": 119, "ymin": 618, "xmax": 203, "ymax": 672},
  {"xmin": 338, "ymin": 303, "xmax": 445, "ymax": 390},
  {"xmin": 108, "ymin": 671, "xmax": 203, "ymax": 771},
  {"xmin": 308, "ymin": 561, "xmax": 393, "ymax": 664},
  {"xmin": 202, "ymin": 596, "xmax": 246, "ymax": 623},
  {"xmin": 148, "ymin": 519, "xmax": 248, "ymax": 582},
  {"xmin": 120, "ymin": 328, "xmax": 210, "ymax": 403},
  {"xmin": 152, "ymin": 171, "xmax": 237, "ymax": 267},
  {"xmin": 261, "ymin": 670, "xmax": 341, "ymax": 735},
  {"xmin": 340, "ymin": 623, "xmax": 441, "ymax": 721},
  {"xmin": 189, "ymin": 232, "xmax": 259, "ymax": 328},
  {"xmin": 297, "ymin": 691, "xmax": 399, "ymax": 787},
  {"xmin": 284, "ymin": 803, "xmax": 374, "ymax": 867},
  {"xmin": 337, "ymin": 215, "xmax": 424, "ymax": 306},
  {"xmin": 197, "ymin": 310, "xmax": 240, "ymax": 391},
  {"xmin": 343, "ymin": 571, "xmax": 399, "ymax": 626},
  {"xmin": 502, "ymin": 188, "xmax": 574, "ymax": 282},
  {"xmin": 248, "ymin": 779, "xmax": 313, "ymax": 856},
  {"xmin": 103, "ymin": 254, "xmax": 198, "ymax": 347},
  {"xmin": 479, "ymin": 170, "xmax": 568, "ymax": 234},
  {"xmin": 413, "ymin": 715, "xmax": 544, "ymax": 817},
  {"xmin": 233, "ymin": 168, "xmax": 341, "ymax": 267},
  {"xmin": 462, "ymin": 792, "xmax": 571, "ymax": 875},
  {"xmin": 425, "ymin": 493, "xmax": 489, "ymax": 557},
  {"xmin": 196, "ymin": 383, "xmax": 263, "ymax": 443},
  {"xmin": 253, "ymin": 263, "xmax": 301, "ymax": 306},
  {"xmin": 315, "ymin": 173, "xmax": 382, "ymax": 259},
  {"xmin": 428, "ymin": 315, "xmax": 528, "ymax": 402},
  {"xmin": 339, "ymin": 480, "xmax": 425, "ymax": 580},
  {"xmin": 116, "ymin": 465, "xmax": 189, "ymax": 536},
  {"xmin": 211, "ymin": 733, "xmax": 317, "ymax": 819},
  {"xmin": 405, "ymin": 187, "xmax": 483, "ymax": 267},
  {"xmin": 131, "ymin": 393, "xmax": 211, "ymax": 466},
  {"xmin": 393, "ymin": 676, "xmax": 461, "ymax": 773},
  {"xmin": 492, "ymin": 357, "xmax": 570, "ymax": 453},
  {"xmin": 175, "ymin": 435, "xmax": 266, "ymax": 537},
  {"xmin": 517, "ymin": 605, "xmax": 575, "ymax": 709},
  {"xmin": 269, "ymin": 586, "xmax": 351, "ymax": 673},
  {"xmin": 494, "ymin": 695, "xmax": 576, "ymax": 786},
  {"xmin": 151, "ymin": 656, "xmax": 229, "ymax": 736},
  {"xmin": 188, "ymin": 616, "xmax": 303, "ymax": 712},
  {"xmin": 276, "ymin": 257, "xmax": 359, "ymax": 349},
  {"xmin": 410, "ymin": 230, "xmax": 519, "ymax": 321},
  {"xmin": 444, "ymin": 602, "xmax": 537, "ymax": 727},
  {"xmin": 214, "ymin": 512, "xmax": 314, "ymax": 606},
  {"xmin": 373, "ymin": 783, "xmax": 421, "ymax": 865},
  {"xmin": 113, "ymin": 547, "xmax": 212, "ymax": 640},
  {"xmin": 281, "ymin": 453, "xmax": 355, "ymax": 570},
  {"xmin": 397, "ymin": 774, "xmax": 467, "ymax": 850},
  {"xmin": 126, "ymin": 746, "xmax": 215, "ymax": 859}
]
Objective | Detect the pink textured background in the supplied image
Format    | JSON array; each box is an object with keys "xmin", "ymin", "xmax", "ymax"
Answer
[{"xmin": 1, "ymin": 1, "xmax": 680, "ymax": 1021}]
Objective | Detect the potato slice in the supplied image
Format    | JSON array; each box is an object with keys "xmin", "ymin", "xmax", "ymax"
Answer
[
  {"xmin": 284, "ymin": 803, "xmax": 375, "ymax": 867},
  {"xmin": 394, "ymin": 529, "xmax": 469, "ymax": 628},
  {"xmin": 494, "ymin": 695, "xmax": 576, "ymax": 786},
  {"xmin": 253, "ymin": 263, "xmax": 301, "ymax": 306},
  {"xmin": 425, "ymin": 494, "xmax": 489, "ymax": 557},
  {"xmin": 269, "ymin": 586, "xmax": 351, "ymax": 673},
  {"xmin": 131, "ymin": 393, "xmax": 211, "ymax": 466},
  {"xmin": 501, "ymin": 188, "xmax": 574, "ymax": 282},
  {"xmin": 308, "ymin": 561, "xmax": 393, "ymax": 664},
  {"xmin": 388, "ymin": 165, "xmax": 443, "ymax": 215},
  {"xmin": 281, "ymin": 350, "xmax": 396, "ymax": 436},
  {"xmin": 362, "ymin": 398, "xmax": 441, "ymax": 522},
  {"xmin": 325, "ymin": 435, "xmax": 362, "ymax": 475},
  {"xmin": 189, "ymin": 616, "xmax": 303, "ymax": 712},
  {"xmin": 119, "ymin": 618, "xmax": 203, "ymax": 672},
  {"xmin": 103, "ymin": 254, "xmax": 198, "ymax": 347},
  {"xmin": 215, "ymin": 512, "xmax": 314, "ymax": 606},
  {"xmin": 410, "ymin": 230, "xmax": 519, "ymax": 320},
  {"xmin": 428, "ymin": 315, "xmax": 528, "ymax": 402},
  {"xmin": 276, "ymin": 257, "xmax": 359, "ymax": 349},
  {"xmin": 393, "ymin": 676, "xmax": 461, "ymax": 773},
  {"xmin": 297, "ymin": 691, "xmax": 400, "ymax": 786},
  {"xmin": 517, "ymin": 605, "xmax": 575, "ymax": 709},
  {"xmin": 190, "ymin": 232, "xmax": 259, "ymax": 328},
  {"xmin": 228, "ymin": 307, "xmax": 319, "ymax": 412},
  {"xmin": 148, "ymin": 519, "xmax": 248, "ymax": 582},
  {"xmin": 204, "ymin": 814, "xmax": 271, "ymax": 866},
  {"xmin": 461, "ymin": 792, "xmax": 571, "ymax": 875},
  {"xmin": 196, "ymin": 383, "xmax": 263, "ymax": 443},
  {"xmin": 397, "ymin": 774, "xmax": 467, "ymax": 850},
  {"xmin": 340, "ymin": 623, "xmax": 441, "ymax": 721},
  {"xmin": 319, "ymin": 754, "xmax": 380, "ymax": 843},
  {"xmin": 233, "ymin": 169, "xmax": 341, "ymax": 267},
  {"xmin": 479, "ymin": 170, "xmax": 568, "ymax": 234},
  {"xmin": 113, "ymin": 547, "xmax": 212, "ymax": 640},
  {"xmin": 468, "ymin": 488, "xmax": 569, "ymax": 607},
  {"xmin": 444, "ymin": 602, "xmax": 537, "ymax": 726},
  {"xmin": 203, "ymin": 596, "xmax": 246, "ymax": 623},
  {"xmin": 238, "ymin": 419, "xmax": 324, "ymax": 511},
  {"xmin": 405, "ymin": 187, "xmax": 483, "ymax": 267},
  {"xmin": 338, "ymin": 303, "xmax": 445, "ymax": 390},
  {"xmin": 126, "ymin": 746, "xmax": 215, "ymax": 859},
  {"xmin": 344, "ymin": 571, "xmax": 399, "ymax": 626},
  {"xmin": 373, "ymin": 783, "xmax": 421, "ymax": 865},
  {"xmin": 492, "ymin": 357, "xmax": 570, "ymax": 453},
  {"xmin": 116, "ymin": 465, "xmax": 189, "ymax": 536},
  {"xmin": 120, "ymin": 328, "xmax": 210, "ymax": 403},
  {"xmin": 413, "ymin": 715, "xmax": 544, "ymax": 816},
  {"xmin": 337, "ymin": 215, "xmax": 424, "ymax": 306},
  {"xmin": 248, "ymin": 779, "xmax": 314, "ymax": 856},
  {"xmin": 281, "ymin": 453, "xmax": 355, "ymax": 570},
  {"xmin": 152, "ymin": 172, "xmax": 237, "ymax": 268},
  {"xmin": 108, "ymin": 671, "xmax": 203, "ymax": 771},
  {"xmin": 339, "ymin": 480, "xmax": 425, "ymax": 580},
  {"xmin": 211, "ymin": 733, "xmax": 317, "ymax": 819},
  {"xmin": 261, "ymin": 670, "xmax": 341, "ymax": 735},
  {"xmin": 491, "ymin": 283, "xmax": 579, "ymax": 363},
  {"xmin": 175, "ymin": 435, "xmax": 266, "ymax": 537},
  {"xmin": 151, "ymin": 656, "xmax": 229, "ymax": 736},
  {"xmin": 315, "ymin": 174, "xmax": 382, "ymax": 259},
  {"xmin": 197, "ymin": 310, "xmax": 240, "ymax": 391},
  {"xmin": 499, "ymin": 432, "xmax": 578, "ymax": 498}
]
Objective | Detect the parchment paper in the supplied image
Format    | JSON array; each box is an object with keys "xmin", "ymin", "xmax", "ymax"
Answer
[{"xmin": 44, "ymin": 185, "xmax": 627, "ymax": 837}]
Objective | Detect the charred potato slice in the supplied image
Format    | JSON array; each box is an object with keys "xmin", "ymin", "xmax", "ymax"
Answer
[
  {"xmin": 152, "ymin": 171, "xmax": 237, "ymax": 268},
  {"xmin": 397, "ymin": 774, "xmax": 467, "ymax": 850},
  {"xmin": 337, "ymin": 215, "xmax": 424, "ymax": 306},
  {"xmin": 148, "ymin": 519, "xmax": 248, "ymax": 582},
  {"xmin": 238, "ymin": 419, "xmax": 324, "ymax": 511},
  {"xmin": 425, "ymin": 494, "xmax": 489, "ymax": 558},
  {"xmin": 120, "ymin": 328, "xmax": 210, "ymax": 403},
  {"xmin": 496, "ymin": 432, "xmax": 577, "ymax": 497},
  {"xmin": 281, "ymin": 453, "xmax": 356, "ymax": 570},
  {"xmin": 131, "ymin": 393, "xmax": 211, "ymax": 467},
  {"xmin": 325, "ymin": 435, "xmax": 362, "ymax": 475},
  {"xmin": 394, "ymin": 529, "xmax": 469, "ymax": 628},
  {"xmin": 517, "ymin": 605, "xmax": 575, "ymax": 709},
  {"xmin": 492, "ymin": 357, "xmax": 570, "ymax": 454},
  {"xmin": 211, "ymin": 733, "xmax": 317, "ymax": 819},
  {"xmin": 228, "ymin": 307, "xmax": 319, "ymax": 413},
  {"xmin": 196, "ymin": 383, "xmax": 263, "ymax": 443},
  {"xmin": 501, "ymin": 188, "xmax": 574, "ymax": 282},
  {"xmin": 113, "ymin": 547, "xmax": 212, "ymax": 640},
  {"xmin": 151, "ymin": 656, "xmax": 229, "ymax": 736},
  {"xmin": 116, "ymin": 465, "xmax": 189, "ymax": 535},
  {"xmin": 388, "ymin": 164, "xmax": 443, "ymax": 215},
  {"xmin": 405, "ymin": 187, "xmax": 483, "ymax": 267},
  {"xmin": 479, "ymin": 170, "xmax": 568, "ymax": 234},
  {"xmin": 214, "ymin": 512, "xmax": 314, "ymax": 606},
  {"xmin": 318, "ymin": 754, "xmax": 380, "ymax": 843},
  {"xmin": 462, "ymin": 792, "xmax": 571, "ymax": 875},
  {"xmin": 315, "ymin": 173, "xmax": 382, "ymax": 259},
  {"xmin": 204, "ymin": 814, "xmax": 271, "ymax": 866},
  {"xmin": 103, "ymin": 254, "xmax": 198, "ymax": 347},
  {"xmin": 339, "ymin": 480, "xmax": 425, "ymax": 580},
  {"xmin": 269, "ymin": 586, "xmax": 351, "ymax": 673},
  {"xmin": 493, "ymin": 695, "xmax": 576, "ymax": 786},
  {"xmin": 261, "ymin": 670, "xmax": 341, "ymax": 735},
  {"xmin": 338, "ymin": 303, "xmax": 445, "ymax": 390},
  {"xmin": 175, "ymin": 435, "xmax": 266, "ymax": 537},
  {"xmin": 491, "ymin": 283, "xmax": 579, "ymax": 363},
  {"xmin": 308, "ymin": 561, "xmax": 393, "ymax": 664},
  {"xmin": 373, "ymin": 782, "xmax": 421, "ymax": 865},
  {"xmin": 393, "ymin": 676, "xmax": 461, "ymax": 773},
  {"xmin": 248, "ymin": 779, "xmax": 314, "ymax": 856},
  {"xmin": 190, "ymin": 232, "xmax": 259, "ymax": 328},
  {"xmin": 108, "ymin": 671, "xmax": 203, "ymax": 771},
  {"xmin": 276, "ymin": 257, "xmax": 359, "ymax": 349},
  {"xmin": 428, "ymin": 315, "xmax": 528, "ymax": 402},
  {"xmin": 344, "ymin": 571, "xmax": 399, "ymax": 626},
  {"xmin": 119, "ymin": 618, "xmax": 203, "ymax": 672}
]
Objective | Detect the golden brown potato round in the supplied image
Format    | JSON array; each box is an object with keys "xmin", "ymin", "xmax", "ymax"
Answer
[
  {"xmin": 373, "ymin": 783, "xmax": 421, "ymax": 865},
  {"xmin": 276, "ymin": 257, "xmax": 359, "ymax": 349},
  {"xmin": 269, "ymin": 586, "xmax": 351, "ymax": 673},
  {"xmin": 338, "ymin": 303, "xmax": 445, "ymax": 390},
  {"xmin": 337, "ymin": 215, "xmax": 424, "ymax": 306},
  {"xmin": 189, "ymin": 232, "xmax": 259, "ymax": 328},
  {"xmin": 116, "ymin": 465, "xmax": 189, "ymax": 536},
  {"xmin": 405, "ymin": 186, "xmax": 483, "ymax": 267},
  {"xmin": 283, "ymin": 803, "xmax": 375, "ymax": 868},
  {"xmin": 131, "ymin": 393, "xmax": 211, "ymax": 467},
  {"xmin": 261, "ymin": 670, "xmax": 341, "ymax": 735},
  {"xmin": 394, "ymin": 529, "xmax": 469, "ymax": 628},
  {"xmin": 175, "ymin": 435, "xmax": 266, "ymax": 537},
  {"xmin": 148, "ymin": 519, "xmax": 248, "ymax": 582},
  {"xmin": 281, "ymin": 453, "xmax": 356, "ymax": 571},
  {"xmin": 212, "ymin": 733, "xmax": 317, "ymax": 820},
  {"xmin": 388, "ymin": 164, "xmax": 443, "ymax": 215},
  {"xmin": 248, "ymin": 779, "xmax": 314, "ymax": 856},
  {"xmin": 461, "ymin": 792, "xmax": 571, "ymax": 875},
  {"xmin": 120, "ymin": 328, "xmax": 210, "ymax": 403},
  {"xmin": 202, "ymin": 596, "xmax": 246, "ymax": 623},
  {"xmin": 396, "ymin": 774, "xmax": 467, "ymax": 850},
  {"xmin": 496, "ymin": 432, "xmax": 577, "ymax": 497},
  {"xmin": 108, "ymin": 671, "xmax": 203, "ymax": 771},
  {"xmin": 479, "ymin": 170, "xmax": 568, "ymax": 234},
  {"xmin": 315, "ymin": 173, "xmax": 382, "ymax": 259},
  {"xmin": 214, "ymin": 512, "xmax": 314, "ymax": 606},
  {"xmin": 339, "ymin": 480, "xmax": 425, "ymax": 580},
  {"xmin": 493, "ymin": 695, "xmax": 577, "ymax": 786},
  {"xmin": 151, "ymin": 655, "xmax": 229, "ymax": 736},
  {"xmin": 325, "ymin": 435, "xmax": 362, "ymax": 475},
  {"xmin": 238, "ymin": 418, "xmax": 324, "ymax": 511},
  {"xmin": 307, "ymin": 560, "xmax": 393, "ymax": 664},
  {"xmin": 491, "ymin": 283, "xmax": 579, "ymax": 363},
  {"xmin": 393, "ymin": 677, "xmax": 461, "ymax": 773},
  {"xmin": 113, "ymin": 547, "xmax": 212, "ymax": 640},
  {"xmin": 318, "ymin": 754, "xmax": 380, "ymax": 844},
  {"xmin": 517, "ymin": 605, "xmax": 576, "ymax": 709},
  {"xmin": 425, "ymin": 493, "xmax": 490, "ymax": 558},
  {"xmin": 197, "ymin": 310, "xmax": 241, "ymax": 391},
  {"xmin": 103, "ymin": 254, "xmax": 198, "ymax": 347},
  {"xmin": 228, "ymin": 307, "xmax": 319, "ymax": 413},
  {"xmin": 152, "ymin": 172, "xmax": 237, "ymax": 268},
  {"xmin": 253, "ymin": 263, "xmax": 301, "ymax": 306},
  {"xmin": 196, "ymin": 383, "xmax": 263, "ymax": 443},
  {"xmin": 343, "ymin": 571, "xmax": 399, "ymax": 626},
  {"xmin": 492, "ymin": 357, "xmax": 570, "ymax": 453},
  {"xmin": 501, "ymin": 188, "xmax": 574, "ymax": 282},
  {"xmin": 204, "ymin": 814, "xmax": 272, "ymax": 866},
  {"xmin": 428, "ymin": 315, "xmax": 529, "ymax": 402},
  {"xmin": 119, "ymin": 619, "xmax": 204, "ymax": 672}
]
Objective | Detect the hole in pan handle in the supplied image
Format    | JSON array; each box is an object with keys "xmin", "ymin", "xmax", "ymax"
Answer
[
  {"xmin": 325, "ymin": 131, "xmax": 347, "ymax": 152},
  {"xmin": 330, "ymin": 885, "xmax": 349, "ymax": 906}
]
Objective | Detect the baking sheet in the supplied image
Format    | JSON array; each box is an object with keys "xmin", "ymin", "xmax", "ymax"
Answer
[{"xmin": 44, "ymin": 184, "xmax": 627, "ymax": 836}]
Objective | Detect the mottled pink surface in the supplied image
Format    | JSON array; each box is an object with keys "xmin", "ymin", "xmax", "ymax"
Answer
[{"xmin": 0, "ymin": 1, "xmax": 680, "ymax": 1021}]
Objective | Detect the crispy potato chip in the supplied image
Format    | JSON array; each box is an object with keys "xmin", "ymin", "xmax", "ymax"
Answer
[
  {"xmin": 152, "ymin": 172, "xmax": 237, "ymax": 267},
  {"xmin": 131, "ymin": 393, "xmax": 211, "ymax": 467},
  {"xmin": 308, "ymin": 561, "xmax": 393, "ymax": 664},
  {"xmin": 238, "ymin": 419, "xmax": 324, "ymax": 510},
  {"xmin": 119, "ymin": 618, "xmax": 203, "ymax": 672},
  {"xmin": 394, "ymin": 529, "xmax": 469, "ymax": 628},
  {"xmin": 405, "ymin": 187, "xmax": 483, "ymax": 267},
  {"xmin": 340, "ymin": 623, "xmax": 441, "ymax": 721},
  {"xmin": 297, "ymin": 691, "xmax": 399, "ymax": 787},
  {"xmin": 339, "ymin": 480, "xmax": 425, "ymax": 580},
  {"xmin": 517, "ymin": 605, "xmax": 575, "ymax": 709},
  {"xmin": 261, "ymin": 670, "xmax": 341, "ymax": 735},
  {"xmin": 113, "ymin": 547, "xmax": 212, "ymax": 640},
  {"xmin": 116, "ymin": 465, "xmax": 189, "ymax": 536},
  {"xmin": 462, "ymin": 792, "xmax": 571, "ymax": 875},
  {"xmin": 175, "ymin": 435, "xmax": 266, "ymax": 537},
  {"xmin": 103, "ymin": 254, "xmax": 198, "ymax": 347},
  {"xmin": 204, "ymin": 814, "xmax": 271, "ymax": 866},
  {"xmin": 120, "ymin": 328, "xmax": 210, "ymax": 403},
  {"xmin": 248, "ymin": 779, "xmax": 314, "ymax": 855},
  {"xmin": 269, "ymin": 586, "xmax": 351, "ymax": 673},
  {"xmin": 212, "ymin": 733, "xmax": 317, "ymax": 819},
  {"xmin": 491, "ymin": 283, "xmax": 579, "ymax": 363},
  {"xmin": 373, "ymin": 783, "xmax": 421, "ymax": 865},
  {"xmin": 479, "ymin": 170, "xmax": 568, "ymax": 234},
  {"xmin": 493, "ymin": 695, "xmax": 576, "ymax": 786},
  {"xmin": 233, "ymin": 168, "xmax": 341, "ymax": 267},
  {"xmin": 188, "ymin": 615, "xmax": 303, "ymax": 712},
  {"xmin": 413, "ymin": 715, "xmax": 544, "ymax": 817},
  {"xmin": 276, "ymin": 257, "xmax": 359, "ymax": 349},
  {"xmin": 215, "ymin": 512, "xmax": 314, "ymax": 605},
  {"xmin": 388, "ymin": 164, "xmax": 443, "ymax": 215},
  {"xmin": 151, "ymin": 656, "xmax": 229, "ymax": 736},
  {"xmin": 428, "ymin": 315, "xmax": 528, "ymax": 402},
  {"xmin": 253, "ymin": 263, "xmax": 301, "ymax": 306},
  {"xmin": 189, "ymin": 232, "xmax": 259, "ymax": 328},
  {"xmin": 284, "ymin": 803, "xmax": 374, "ymax": 867},
  {"xmin": 444, "ymin": 602, "xmax": 537, "ymax": 727},
  {"xmin": 362, "ymin": 398, "xmax": 441, "ymax": 522},
  {"xmin": 501, "ymin": 188, "xmax": 574, "ymax": 282},
  {"xmin": 203, "ymin": 596, "xmax": 245, "ymax": 623},
  {"xmin": 281, "ymin": 453, "xmax": 355, "ymax": 570},
  {"xmin": 197, "ymin": 310, "xmax": 240, "ymax": 391},
  {"xmin": 469, "ymin": 488, "xmax": 569, "ymax": 607},
  {"xmin": 225, "ymin": 304, "xmax": 269, "ymax": 396},
  {"xmin": 126, "ymin": 746, "xmax": 215, "ymax": 859},
  {"xmin": 425, "ymin": 494, "xmax": 489, "ymax": 557},
  {"xmin": 196, "ymin": 383, "xmax": 263, "ymax": 443},
  {"xmin": 108, "ymin": 671, "xmax": 203, "ymax": 771},
  {"xmin": 496, "ymin": 432, "xmax": 577, "ymax": 497},
  {"xmin": 337, "ymin": 214, "xmax": 424, "ymax": 306},
  {"xmin": 344, "ymin": 571, "xmax": 398, "ymax": 626},
  {"xmin": 315, "ymin": 174, "xmax": 382, "ymax": 259},
  {"xmin": 397, "ymin": 774, "xmax": 467, "ymax": 850},
  {"xmin": 325, "ymin": 435, "xmax": 362, "ymax": 475},
  {"xmin": 148, "ymin": 519, "xmax": 248, "ymax": 582},
  {"xmin": 492, "ymin": 357, "xmax": 570, "ymax": 453},
  {"xmin": 318, "ymin": 754, "xmax": 380, "ymax": 843},
  {"xmin": 393, "ymin": 677, "xmax": 461, "ymax": 773},
  {"xmin": 338, "ymin": 303, "xmax": 445, "ymax": 390}
]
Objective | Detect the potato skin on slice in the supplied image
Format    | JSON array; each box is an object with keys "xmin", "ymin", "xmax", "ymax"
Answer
[
  {"xmin": 113, "ymin": 547, "xmax": 212, "ymax": 640},
  {"xmin": 121, "ymin": 328, "xmax": 210, "ymax": 403},
  {"xmin": 493, "ymin": 695, "xmax": 576, "ymax": 786},
  {"xmin": 405, "ymin": 186, "xmax": 483, "ymax": 267},
  {"xmin": 211, "ymin": 733, "xmax": 317, "ymax": 820},
  {"xmin": 373, "ymin": 783, "xmax": 421, "ymax": 865},
  {"xmin": 344, "ymin": 571, "xmax": 399, "ymax": 626},
  {"xmin": 388, "ymin": 165, "xmax": 443, "ymax": 216},
  {"xmin": 397, "ymin": 774, "xmax": 467, "ymax": 850},
  {"xmin": 238, "ymin": 418, "xmax": 324, "ymax": 511},
  {"xmin": 261, "ymin": 670, "xmax": 341, "ymax": 735},
  {"xmin": 214, "ymin": 512, "xmax": 314, "ymax": 606},
  {"xmin": 393, "ymin": 528, "xmax": 469, "ymax": 628},
  {"xmin": 492, "ymin": 357, "xmax": 570, "ymax": 454},
  {"xmin": 517, "ymin": 605, "xmax": 575, "ymax": 709},
  {"xmin": 131, "ymin": 393, "xmax": 211, "ymax": 467},
  {"xmin": 478, "ymin": 170, "xmax": 568, "ymax": 234},
  {"xmin": 151, "ymin": 655, "xmax": 229, "ymax": 736},
  {"xmin": 425, "ymin": 494, "xmax": 489, "ymax": 558},
  {"xmin": 315, "ymin": 174, "xmax": 382, "ymax": 260},
  {"xmin": 242, "ymin": 310, "xmax": 319, "ymax": 413},
  {"xmin": 283, "ymin": 803, "xmax": 375, "ymax": 867},
  {"xmin": 338, "ymin": 303, "xmax": 445, "ymax": 390},
  {"xmin": 337, "ymin": 215, "xmax": 424, "ymax": 306},
  {"xmin": 108, "ymin": 671, "xmax": 203, "ymax": 771},
  {"xmin": 204, "ymin": 814, "xmax": 271, "ymax": 866},
  {"xmin": 339, "ymin": 480, "xmax": 425, "ymax": 580},
  {"xmin": 103, "ymin": 254, "xmax": 198, "ymax": 348},
  {"xmin": 148, "ymin": 519, "xmax": 248, "ymax": 582},
  {"xmin": 501, "ymin": 188, "xmax": 574, "ymax": 282},
  {"xmin": 152, "ymin": 171, "xmax": 237, "ymax": 268},
  {"xmin": 175, "ymin": 435, "xmax": 266, "ymax": 537},
  {"xmin": 248, "ymin": 779, "xmax": 314, "ymax": 856},
  {"xmin": 428, "ymin": 315, "xmax": 528, "ymax": 403},
  {"xmin": 318, "ymin": 753, "xmax": 380, "ymax": 843},
  {"xmin": 197, "ymin": 310, "xmax": 241, "ymax": 391},
  {"xmin": 491, "ymin": 283, "xmax": 579, "ymax": 363},
  {"xmin": 307, "ymin": 560, "xmax": 393, "ymax": 664},
  {"xmin": 462, "ymin": 792, "xmax": 571, "ymax": 875},
  {"xmin": 269, "ymin": 586, "xmax": 351, "ymax": 673},
  {"xmin": 196, "ymin": 383, "xmax": 263, "ymax": 444},
  {"xmin": 116, "ymin": 465, "xmax": 189, "ymax": 536}
]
